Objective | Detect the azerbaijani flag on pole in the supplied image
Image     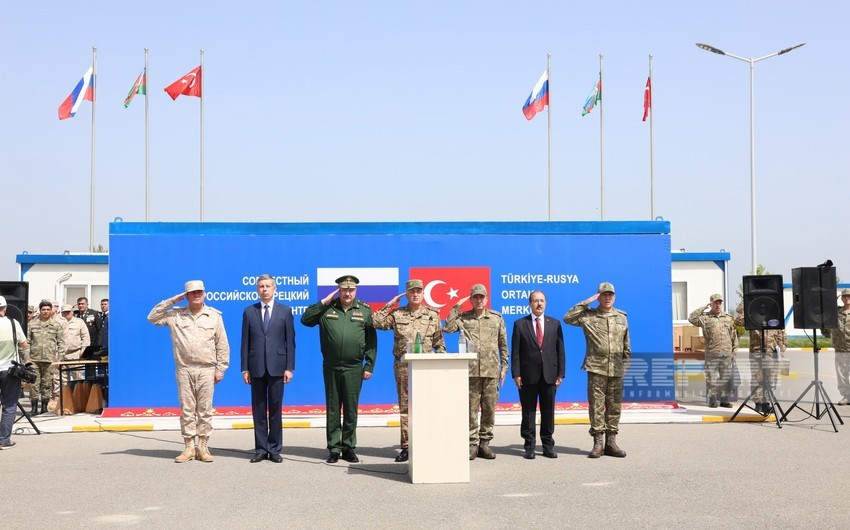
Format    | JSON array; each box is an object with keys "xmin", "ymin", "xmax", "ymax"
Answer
[
  {"xmin": 58, "ymin": 66, "xmax": 94, "ymax": 120},
  {"xmin": 522, "ymin": 70, "xmax": 549, "ymax": 120},
  {"xmin": 582, "ymin": 74, "xmax": 601, "ymax": 116},
  {"xmin": 124, "ymin": 68, "xmax": 147, "ymax": 108}
]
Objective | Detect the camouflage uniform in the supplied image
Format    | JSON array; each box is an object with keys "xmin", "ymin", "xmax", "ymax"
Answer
[
  {"xmin": 733, "ymin": 310, "xmax": 787, "ymax": 403},
  {"xmin": 689, "ymin": 306, "xmax": 738, "ymax": 402},
  {"xmin": 823, "ymin": 306, "xmax": 850, "ymax": 401},
  {"xmin": 27, "ymin": 318, "xmax": 64, "ymax": 405},
  {"xmin": 563, "ymin": 302, "xmax": 630, "ymax": 435},
  {"xmin": 148, "ymin": 299, "xmax": 230, "ymax": 438},
  {"xmin": 373, "ymin": 304, "xmax": 445, "ymax": 449},
  {"xmin": 55, "ymin": 316, "xmax": 90, "ymax": 397},
  {"xmin": 444, "ymin": 305, "xmax": 508, "ymax": 445}
]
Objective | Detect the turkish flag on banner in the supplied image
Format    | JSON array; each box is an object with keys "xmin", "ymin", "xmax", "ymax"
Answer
[
  {"xmin": 164, "ymin": 66, "xmax": 202, "ymax": 100},
  {"xmin": 408, "ymin": 267, "xmax": 491, "ymax": 320}
]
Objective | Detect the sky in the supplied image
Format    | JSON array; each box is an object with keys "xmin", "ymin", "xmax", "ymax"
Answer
[{"xmin": 1, "ymin": 1, "xmax": 848, "ymax": 300}]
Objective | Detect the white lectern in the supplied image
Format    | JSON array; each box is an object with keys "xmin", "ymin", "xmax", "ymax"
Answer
[{"xmin": 402, "ymin": 352, "xmax": 476, "ymax": 484}]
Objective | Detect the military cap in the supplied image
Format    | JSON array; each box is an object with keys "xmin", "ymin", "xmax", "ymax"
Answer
[
  {"xmin": 335, "ymin": 275, "xmax": 359, "ymax": 289},
  {"xmin": 598, "ymin": 282, "xmax": 616, "ymax": 294},
  {"xmin": 841, "ymin": 288, "xmax": 850, "ymax": 296},
  {"xmin": 709, "ymin": 293, "xmax": 723, "ymax": 302},
  {"xmin": 184, "ymin": 280, "xmax": 205, "ymax": 293},
  {"xmin": 60, "ymin": 304, "xmax": 74, "ymax": 312},
  {"xmin": 28, "ymin": 305, "xmax": 35, "ymax": 311},
  {"xmin": 470, "ymin": 284, "xmax": 488, "ymax": 296},
  {"xmin": 405, "ymin": 279, "xmax": 424, "ymax": 290}
]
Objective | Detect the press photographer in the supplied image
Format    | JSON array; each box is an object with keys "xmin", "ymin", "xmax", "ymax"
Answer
[{"xmin": 0, "ymin": 295, "xmax": 31, "ymax": 450}]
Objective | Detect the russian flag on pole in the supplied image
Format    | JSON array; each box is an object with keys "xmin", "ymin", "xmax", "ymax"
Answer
[
  {"xmin": 316, "ymin": 267, "xmax": 400, "ymax": 312},
  {"xmin": 522, "ymin": 70, "xmax": 549, "ymax": 121},
  {"xmin": 58, "ymin": 67, "xmax": 94, "ymax": 120}
]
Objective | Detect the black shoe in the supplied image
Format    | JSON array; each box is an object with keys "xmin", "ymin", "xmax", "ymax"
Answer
[
  {"xmin": 719, "ymin": 402, "xmax": 732, "ymax": 408},
  {"xmin": 326, "ymin": 452, "xmax": 340, "ymax": 463},
  {"xmin": 708, "ymin": 397, "xmax": 718, "ymax": 408},
  {"xmin": 341, "ymin": 450, "xmax": 359, "ymax": 463},
  {"xmin": 269, "ymin": 454, "xmax": 283, "ymax": 463},
  {"xmin": 394, "ymin": 448, "xmax": 409, "ymax": 462},
  {"xmin": 542, "ymin": 446, "xmax": 558, "ymax": 459},
  {"xmin": 523, "ymin": 447, "xmax": 535, "ymax": 459},
  {"xmin": 250, "ymin": 453, "xmax": 268, "ymax": 463}
]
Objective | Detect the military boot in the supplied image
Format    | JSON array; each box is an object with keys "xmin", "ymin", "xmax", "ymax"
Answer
[
  {"xmin": 469, "ymin": 444, "xmax": 478, "ymax": 461},
  {"xmin": 477, "ymin": 441, "xmax": 496, "ymax": 460},
  {"xmin": 196, "ymin": 436, "xmax": 214, "ymax": 463},
  {"xmin": 40, "ymin": 400, "xmax": 48, "ymax": 415},
  {"xmin": 30, "ymin": 401, "xmax": 39, "ymax": 416},
  {"xmin": 588, "ymin": 433, "xmax": 604, "ymax": 459},
  {"xmin": 604, "ymin": 433, "xmax": 626, "ymax": 458},
  {"xmin": 174, "ymin": 438, "xmax": 196, "ymax": 463}
]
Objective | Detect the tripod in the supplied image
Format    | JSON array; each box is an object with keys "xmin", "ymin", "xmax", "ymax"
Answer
[
  {"xmin": 780, "ymin": 331, "xmax": 843, "ymax": 432},
  {"xmin": 14, "ymin": 398, "xmax": 41, "ymax": 435},
  {"xmin": 730, "ymin": 328, "xmax": 784, "ymax": 428}
]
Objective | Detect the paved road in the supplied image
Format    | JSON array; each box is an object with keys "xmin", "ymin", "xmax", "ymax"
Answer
[{"xmin": 4, "ymin": 416, "xmax": 849, "ymax": 528}]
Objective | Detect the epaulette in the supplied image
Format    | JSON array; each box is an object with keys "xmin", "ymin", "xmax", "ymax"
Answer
[
  {"xmin": 614, "ymin": 308, "xmax": 628, "ymax": 317},
  {"xmin": 207, "ymin": 306, "xmax": 222, "ymax": 315},
  {"xmin": 354, "ymin": 299, "xmax": 372, "ymax": 312},
  {"xmin": 487, "ymin": 309, "xmax": 504, "ymax": 317}
]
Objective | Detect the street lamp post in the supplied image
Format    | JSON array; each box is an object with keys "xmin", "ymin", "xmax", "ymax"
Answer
[{"xmin": 696, "ymin": 42, "xmax": 805, "ymax": 275}]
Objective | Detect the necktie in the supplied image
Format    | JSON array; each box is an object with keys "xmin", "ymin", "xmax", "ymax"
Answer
[
  {"xmin": 263, "ymin": 304, "xmax": 270, "ymax": 333},
  {"xmin": 535, "ymin": 317, "xmax": 543, "ymax": 348}
]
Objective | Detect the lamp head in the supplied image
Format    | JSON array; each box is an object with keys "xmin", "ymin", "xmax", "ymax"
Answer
[{"xmin": 696, "ymin": 43, "xmax": 725, "ymax": 55}]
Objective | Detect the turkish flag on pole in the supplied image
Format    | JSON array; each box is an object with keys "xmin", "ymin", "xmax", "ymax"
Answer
[
  {"xmin": 642, "ymin": 77, "xmax": 651, "ymax": 122},
  {"xmin": 164, "ymin": 66, "xmax": 202, "ymax": 100}
]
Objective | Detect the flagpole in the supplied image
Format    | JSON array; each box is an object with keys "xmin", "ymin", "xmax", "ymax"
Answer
[
  {"xmin": 145, "ymin": 48, "xmax": 150, "ymax": 222},
  {"xmin": 90, "ymin": 46, "xmax": 97, "ymax": 252},
  {"xmin": 648, "ymin": 54, "xmax": 655, "ymax": 220},
  {"xmin": 200, "ymin": 49, "xmax": 205, "ymax": 222},
  {"xmin": 599, "ymin": 53, "xmax": 604, "ymax": 221},
  {"xmin": 546, "ymin": 52, "xmax": 552, "ymax": 221}
]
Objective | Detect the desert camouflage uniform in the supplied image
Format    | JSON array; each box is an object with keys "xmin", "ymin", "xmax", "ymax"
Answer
[
  {"xmin": 689, "ymin": 307, "xmax": 738, "ymax": 401},
  {"xmin": 564, "ymin": 302, "xmax": 630, "ymax": 435},
  {"xmin": 444, "ymin": 305, "xmax": 508, "ymax": 445},
  {"xmin": 733, "ymin": 311, "xmax": 787, "ymax": 403},
  {"xmin": 54, "ymin": 316, "xmax": 90, "ymax": 396},
  {"xmin": 27, "ymin": 318, "xmax": 65, "ymax": 403},
  {"xmin": 148, "ymin": 299, "xmax": 230, "ymax": 438},
  {"xmin": 823, "ymin": 306, "xmax": 850, "ymax": 401},
  {"xmin": 373, "ymin": 304, "xmax": 445, "ymax": 449}
]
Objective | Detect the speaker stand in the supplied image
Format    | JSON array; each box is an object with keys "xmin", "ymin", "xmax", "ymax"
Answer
[
  {"xmin": 780, "ymin": 332, "xmax": 843, "ymax": 432},
  {"xmin": 730, "ymin": 329, "xmax": 784, "ymax": 428},
  {"xmin": 14, "ymin": 398, "xmax": 41, "ymax": 435}
]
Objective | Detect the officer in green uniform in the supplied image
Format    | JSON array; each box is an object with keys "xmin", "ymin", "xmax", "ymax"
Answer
[{"xmin": 301, "ymin": 275, "xmax": 377, "ymax": 464}]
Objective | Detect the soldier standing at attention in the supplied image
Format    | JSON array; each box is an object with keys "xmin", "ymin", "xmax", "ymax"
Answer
[
  {"xmin": 444, "ymin": 284, "xmax": 508, "ymax": 461},
  {"xmin": 27, "ymin": 300, "xmax": 65, "ymax": 415},
  {"xmin": 373, "ymin": 279, "xmax": 446, "ymax": 463},
  {"xmin": 689, "ymin": 293, "xmax": 738, "ymax": 409},
  {"xmin": 148, "ymin": 280, "xmax": 230, "ymax": 463},
  {"xmin": 301, "ymin": 275, "xmax": 377, "ymax": 464},
  {"xmin": 823, "ymin": 288, "xmax": 850, "ymax": 405},
  {"xmin": 564, "ymin": 282, "xmax": 630, "ymax": 459}
]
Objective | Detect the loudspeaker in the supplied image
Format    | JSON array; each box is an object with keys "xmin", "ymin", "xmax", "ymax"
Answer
[
  {"xmin": 742, "ymin": 275, "xmax": 785, "ymax": 330},
  {"xmin": 792, "ymin": 267, "xmax": 838, "ymax": 330},
  {"xmin": 0, "ymin": 281, "xmax": 29, "ymax": 336}
]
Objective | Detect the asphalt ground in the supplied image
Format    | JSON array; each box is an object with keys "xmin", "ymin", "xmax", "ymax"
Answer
[{"xmin": 4, "ymin": 348, "xmax": 849, "ymax": 528}]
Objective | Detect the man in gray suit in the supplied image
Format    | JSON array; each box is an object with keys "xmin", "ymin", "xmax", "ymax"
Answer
[{"xmin": 241, "ymin": 274, "xmax": 296, "ymax": 463}]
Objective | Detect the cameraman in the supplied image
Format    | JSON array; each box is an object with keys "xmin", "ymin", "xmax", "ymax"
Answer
[{"xmin": 0, "ymin": 296, "xmax": 30, "ymax": 450}]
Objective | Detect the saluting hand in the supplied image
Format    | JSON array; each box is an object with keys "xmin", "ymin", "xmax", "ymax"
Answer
[
  {"xmin": 388, "ymin": 293, "xmax": 406, "ymax": 306},
  {"xmin": 455, "ymin": 295, "xmax": 471, "ymax": 308},
  {"xmin": 321, "ymin": 289, "xmax": 339, "ymax": 306},
  {"xmin": 584, "ymin": 293, "xmax": 600, "ymax": 305},
  {"xmin": 171, "ymin": 293, "xmax": 186, "ymax": 304}
]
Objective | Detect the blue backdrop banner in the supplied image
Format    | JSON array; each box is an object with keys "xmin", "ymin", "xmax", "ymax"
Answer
[{"xmin": 108, "ymin": 221, "xmax": 672, "ymax": 408}]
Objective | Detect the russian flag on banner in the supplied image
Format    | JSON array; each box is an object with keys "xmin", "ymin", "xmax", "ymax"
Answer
[
  {"xmin": 522, "ymin": 70, "xmax": 549, "ymax": 121},
  {"xmin": 58, "ymin": 67, "xmax": 94, "ymax": 120},
  {"xmin": 316, "ymin": 267, "xmax": 399, "ymax": 311}
]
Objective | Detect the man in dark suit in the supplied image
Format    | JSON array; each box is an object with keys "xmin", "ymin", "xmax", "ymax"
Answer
[
  {"xmin": 511, "ymin": 290, "xmax": 565, "ymax": 460},
  {"xmin": 241, "ymin": 274, "xmax": 296, "ymax": 463}
]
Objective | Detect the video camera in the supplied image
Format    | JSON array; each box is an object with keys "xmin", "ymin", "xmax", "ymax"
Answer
[{"xmin": 8, "ymin": 360, "xmax": 37, "ymax": 384}]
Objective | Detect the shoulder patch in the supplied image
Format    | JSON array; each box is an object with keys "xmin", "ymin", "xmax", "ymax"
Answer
[
  {"xmin": 616, "ymin": 308, "xmax": 628, "ymax": 317},
  {"xmin": 487, "ymin": 309, "xmax": 503, "ymax": 317},
  {"xmin": 207, "ymin": 306, "xmax": 222, "ymax": 315}
]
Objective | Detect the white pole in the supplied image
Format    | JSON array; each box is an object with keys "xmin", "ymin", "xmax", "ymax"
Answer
[
  {"xmin": 547, "ymin": 52, "xmax": 552, "ymax": 221},
  {"xmin": 748, "ymin": 58, "xmax": 756, "ymax": 276},
  {"xmin": 145, "ymin": 48, "xmax": 150, "ymax": 222},
  {"xmin": 90, "ymin": 46, "xmax": 97, "ymax": 252},
  {"xmin": 649, "ymin": 54, "xmax": 655, "ymax": 220},
  {"xmin": 599, "ymin": 54, "xmax": 604, "ymax": 221},
  {"xmin": 200, "ymin": 49, "xmax": 205, "ymax": 222}
]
